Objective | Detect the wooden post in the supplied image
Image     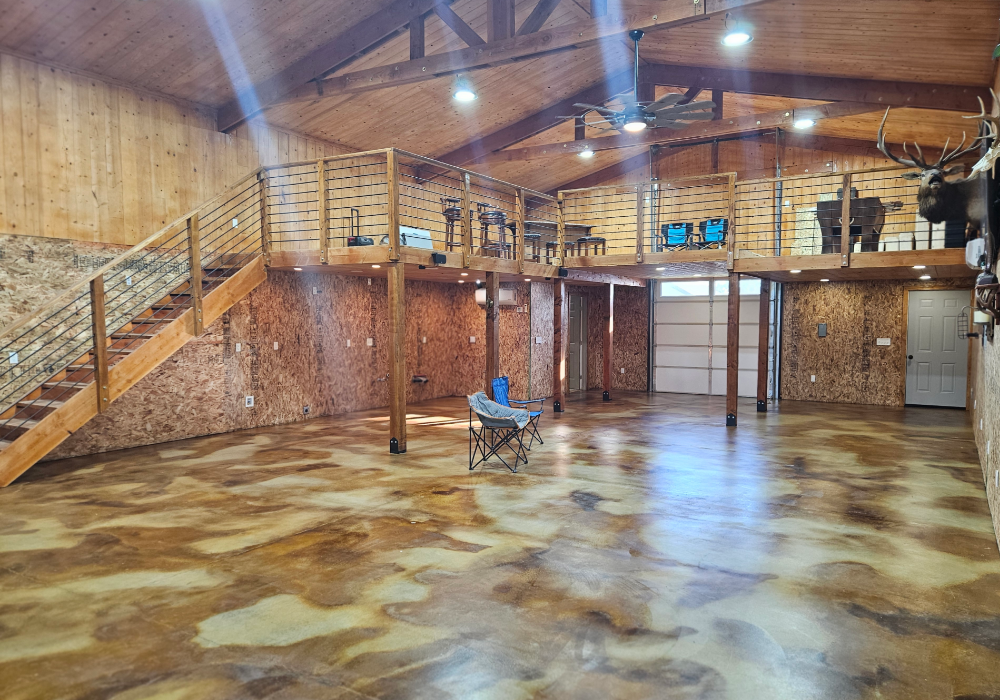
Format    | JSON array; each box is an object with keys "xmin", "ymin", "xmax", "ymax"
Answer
[
  {"xmin": 840, "ymin": 172, "xmax": 852, "ymax": 266},
  {"xmin": 553, "ymin": 278, "xmax": 568, "ymax": 412},
  {"xmin": 387, "ymin": 150, "xmax": 401, "ymax": 262},
  {"xmin": 258, "ymin": 170, "xmax": 271, "ymax": 264},
  {"xmin": 187, "ymin": 213, "xmax": 204, "ymax": 336},
  {"xmin": 756, "ymin": 278, "xmax": 770, "ymax": 412},
  {"xmin": 387, "ymin": 263, "xmax": 407, "ymax": 454},
  {"xmin": 556, "ymin": 191, "xmax": 566, "ymax": 266},
  {"xmin": 635, "ymin": 184, "xmax": 645, "ymax": 263},
  {"xmin": 590, "ymin": 0, "xmax": 607, "ymax": 17},
  {"xmin": 485, "ymin": 271, "xmax": 500, "ymax": 398},
  {"xmin": 726, "ymin": 271, "xmax": 740, "ymax": 426},
  {"xmin": 409, "ymin": 14, "xmax": 425, "ymax": 60},
  {"xmin": 487, "ymin": 0, "xmax": 514, "ymax": 42},
  {"xmin": 317, "ymin": 158, "xmax": 329, "ymax": 262},
  {"xmin": 603, "ymin": 283, "xmax": 614, "ymax": 401},
  {"xmin": 90, "ymin": 275, "xmax": 109, "ymax": 413},
  {"xmin": 515, "ymin": 188, "xmax": 526, "ymax": 274},
  {"xmin": 727, "ymin": 172, "xmax": 737, "ymax": 269},
  {"xmin": 461, "ymin": 172, "xmax": 473, "ymax": 266}
]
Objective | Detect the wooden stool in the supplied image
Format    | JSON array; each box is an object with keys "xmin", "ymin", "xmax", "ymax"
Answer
[
  {"xmin": 441, "ymin": 197, "xmax": 462, "ymax": 250},
  {"xmin": 477, "ymin": 202, "xmax": 508, "ymax": 257},
  {"xmin": 576, "ymin": 236, "xmax": 606, "ymax": 256},
  {"xmin": 524, "ymin": 232, "xmax": 542, "ymax": 262},
  {"xmin": 545, "ymin": 240, "xmax": 576, "ymax": 264}
]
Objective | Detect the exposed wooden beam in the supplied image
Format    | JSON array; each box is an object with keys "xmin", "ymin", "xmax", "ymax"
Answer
[
  {"xmin": 478, "ymin": 102, "xmax": 881, "ymax": 163},
  {"xmin": 590, "ymin": 0, "xmax": 607, "ymax": 18},
  {"xmin": 553, "ymin": 279, "xmax": 568, "ymax": 412},
  {"xmin": 726, "ymin": 271, "xmax": 740, "ymax": 426},
  {"xmin": 487, "ymin": 0, "xmax": 515, "ymax": 42},
  {"xmin": 217, "ymin": 0, "xmax": 448, "ymax": 131},
  {"xmin": 677, "ymin": 86, "xmax": 702, "ymax": 105},
  {"xmin": 485, "ymin": 272, "xmax": 501, "ymax": 397},
  {"xmin": 276, "ymin": 0, "xmax": 778, "ymax": 107},
  {"xmin": 641, "ymin": 63, "xmax": 988, "ymax": 112},
  {"xmin": 517, "ymin": 0, "xmax": 562, "ymax": 36},
  {"xmin": 574, "ymin": 115, "xmax": 586, "ymax": 141},
  {"xmin": 437, "ymin": 68, "xmax": 634, "ymax": 165},
  {"xmin": 410, "ymin": 14, "xmax": 425, "ymax": 60},
  {"xmin": 434, "ymin": 4, "xmax": 486, "ymax": 47},
  {"xmin": 388, "ymin": 262, "xmax": 407, "ymax": 453}
]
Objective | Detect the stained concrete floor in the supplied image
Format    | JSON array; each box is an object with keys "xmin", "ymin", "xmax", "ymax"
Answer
[{"xmin": 1, "ymin": 392, "xmax": 998, "ymax": 700}]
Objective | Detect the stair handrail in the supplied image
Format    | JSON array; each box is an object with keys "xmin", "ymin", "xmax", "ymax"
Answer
[{"xmin": 0, "ymin": 167, "xmax": 264, "ymax": 342}]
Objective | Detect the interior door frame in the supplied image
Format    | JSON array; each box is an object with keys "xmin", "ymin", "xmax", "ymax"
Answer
[{"xmin": 901, "ymin": 286, "xmax": 975, "ymax": 409}]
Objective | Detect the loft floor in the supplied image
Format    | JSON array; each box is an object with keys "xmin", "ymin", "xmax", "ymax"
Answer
[{"xmin": 1, "ymin": 393, "xmax": 998, "ymax": 699}]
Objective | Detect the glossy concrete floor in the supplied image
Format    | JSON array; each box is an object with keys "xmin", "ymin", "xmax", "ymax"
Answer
[{"xmin": 1, "ymin": 392, "xmax": 998, "ymax": 700}]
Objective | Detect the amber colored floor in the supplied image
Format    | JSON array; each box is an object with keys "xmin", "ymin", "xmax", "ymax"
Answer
[{"xmin": 1, "ymin": 392, "xmax": 998, "ymax": 700}]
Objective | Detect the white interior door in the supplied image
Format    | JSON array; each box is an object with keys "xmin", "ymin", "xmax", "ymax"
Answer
[
  {"xmin": 905, "ymin": 289, "xmax": 969, "ymax": 407},
  {"xmin": 568, "ymin": 294, "xmax": 587, "ymax": 391}
]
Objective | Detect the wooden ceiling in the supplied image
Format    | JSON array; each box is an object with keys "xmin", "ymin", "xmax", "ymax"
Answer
[{"xmin": 0, "ymin": 0, "xmax": 996, "ymax": 193}]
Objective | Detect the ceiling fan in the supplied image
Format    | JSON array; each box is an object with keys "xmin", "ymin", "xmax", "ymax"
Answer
[{"xmin": 571, "ymin": 29, "xmax": 717, "ymax": 133}]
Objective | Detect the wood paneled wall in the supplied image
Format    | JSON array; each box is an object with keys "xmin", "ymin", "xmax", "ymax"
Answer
[
  {"xmin": 780, "ymin": 279, "xmax": 972, "ymax": 406},
  {"xmin": 0, "ymin": 51, "xmax": 354, "ymax": 247}
]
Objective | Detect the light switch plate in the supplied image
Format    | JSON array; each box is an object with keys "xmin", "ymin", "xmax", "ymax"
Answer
[
  {"xmin": 312, "ymin": 287, "xmax": 319, "ymax": 295},
  {"xmin": 620, "ymin": 368, "xmax": 625, "ymax": 374},
  {"xmin": 346, "ymin": 339, "xmax": 351, "ymax": 347},
  {"xmin": 245, "ymin": 396, "xmax": 254, "ymax": 408},
  {"xmin": 366, "ymin": 338, "xmax": 374, "ymax": 347},
  {"xmin": 470, "ymin": 336, "xmax": 476, "ymax": 343},
  {"xmin": 817, "ymin": 323, "xmax": 827, "ymax": 337},
  {"xmin": 535, "ymin": 336, "xmax": 543, "ymax": 344},
  {"xmin": 811, "ymin": 375, "xmax": 816, "ymax": 382},
  {"xmin": 422, "ymin": 337, "xmax": 427, "ymax": 344},
  {"xmin": 273, "ymin": 342, "xmax": 279, "ymax": 350},
  {"xmin": 876, "ymin": 337, "xmax": 891, "ymax": 346},
  {"xmin": 235, "ymin": 343, "xmax": 242, "ymax": 352}
]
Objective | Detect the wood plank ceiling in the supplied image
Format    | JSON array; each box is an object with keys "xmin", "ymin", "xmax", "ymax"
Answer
[{"xmin": 0, "ymin": 0, "xmax": 996, "ymax": 193}]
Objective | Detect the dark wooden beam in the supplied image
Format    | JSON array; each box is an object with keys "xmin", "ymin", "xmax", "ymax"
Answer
[
  {"xmin": 677, "ymin": 86, "xmax": 702, "ymax": 105},
  {"xmin": 726, "ymin": 271, "xmax": 740, "ymax": 427},
  {"xmin": 574, "ymin": 116, "xmax": 586, "ymax": 141},
  {"xmin": 487, "ymin": 0, "xmax": 515, "ymax": 42},
  {"xmin": 602, "ymin": 283, "xmax": 614, "ymax": 402},
  {"xmin": 711, "ymin": 89, "xmax": 723, "ymax": 172},
  {"xmin": 410, "ymin": 14, "xmax": 425, "ymax": 60},
  {"xmin": 388, "ymin": 262, "xmax": 407, "ymax": 453},
  {"xmin": 276, "ymin": 0, "xmax": 778, "ymax": 107},
  {"xmin": 756, "ymin": 278, "xmax": 770, "ymax": 412},
  {"xmin": 434, "ymin": 4, "xmax": 485, "ymax": 46},
  {"xmin": 590, "ymin": 0, "xmax": 607, "ymax": 18},
  {"xmin": 437, "ymin": 68, "xmax": 634, "ymax": 165},
  {"xmin": 553, "ymin": 279, "xmax": 568, "ymax": 412},
  {"xmin": 642, "ymin": 63, "xmax": 988, "ymax": 112},
  {"xmin": 485, "ymin": 272, "xmax": 501, "ymax": 398},
  {"xmin": 517, "ymin": 0, "xmax": 562, "ymax": 36},
  {"xmin": 217, "ymin": 0, "xmax": 447, "ymax": 131}
]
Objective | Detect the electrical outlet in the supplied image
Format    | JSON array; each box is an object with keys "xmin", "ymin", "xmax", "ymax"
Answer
[
  {"xmin": 313, "ymin": 287, "xmax": 319, "ymax": 295},
  {"xmin": 366, "ymin": 337, "xmax": 374, "ymax": 347},
  {"xmin": 367, "ymin": 278, "xmax": 371, "ymax": 285},
  {"xmin": 235, "ymin": 343, "xmax": 242, "ymax": 353},
  {"xmin": 470, "ymin": 336, "xmax": 476, "ymax": 343},
  {"xmin": 876, "ymin": 337, "xmax": 891, "ymax": 346},
  {"xmin": 810, "ymin": 375, "xmax": 816, "ymax": 383},
  {"xmin": 422, "ymin": 336, "xmax": 427, "ymax": 344},
  {"xmin": 7, "ymin": 352, "xmax": 17, "ymax": 365},
  {"xmin": 535, "ymin": 336, "xmax": 543, "ymax": 344},
  {"xmin": 303, "ymin": 405, "xmax": 310, "ymax": 415},
  {"xmin": 245, "ymin": 396, "xmax": 254, "ymax": 408},
  {"xmin": 995, "ymin": 470, "xmax": 998, "ymax": 488},
  {"xmin": 273, "ymin": 342, "xmax": 279, "ymax": 350},
  {"xmin": 620, "ymin": 367, "xmax": 625, "ymax": 374},
  {"xmin": 346, "ymin": 339, "xmax": 351, "ymax": 347},
  {"xmin": 232, "ymin": 218, "xmax": 239, "ymax": 228},
  {"xmin": 126, "ymin": 276, "xmax": 133, "ymax": 286}
]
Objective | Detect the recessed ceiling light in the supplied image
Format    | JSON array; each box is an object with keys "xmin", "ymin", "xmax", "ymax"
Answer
[
  {"xmin": 793, "ymin": 118, "xmax": 816, "ymax": 130},
  {"xmin": 293, "ymin": 267, "xmax": 302, "ymax": 271},
  {"xmin": 790, "ymin": 269, "xmax": 802, "ymax": 274},
  {"xmin": 693, "ymin": 274, "xmax": 702, "ymax": 277},
  {"xmin": 475, "ymin": 279, "xmax": 481, "ymax": 284},
  {"xmin": 371, "ymin": 264, "xmax": 381, "ymax": 269},
  {"xmin": 913, "ymin": 265, "xmax": 926, "ymax": 269},
  {"xmin": 722, "ymin": 31, "xmax": 752, "ymax": 46},
  {"xmin": 458, "ymin": 280, "xmax": 465, "ymax": 284},
  {"xmin": 919, "ymin": 274, "xmax": 931, "ymax": 280},
  {"xmin": 655, "ymin": 267, "xmax": 665, "ymax": 271},
  {"xmin": 460, "ymin": 272, "xmax": 468, "ymax": 276},
  {"xmin": 524, "ymin": 278, "xmax": 531, "ymax": 281},
  {"xmin": 578, "ymin": 148, "xmax": 595, "ymax": 158},
  {"xmin": 454, "ymin": 89, "xmax": 477, "ymax": 102},
  {"xmin": 820, "ymin": 278, "xmax": 830, "ymax": 282}
]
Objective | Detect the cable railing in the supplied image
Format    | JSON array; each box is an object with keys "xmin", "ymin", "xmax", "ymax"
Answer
[{"xmin": 0, "ymin": 170, "xmax": 264, "ymax": 450}]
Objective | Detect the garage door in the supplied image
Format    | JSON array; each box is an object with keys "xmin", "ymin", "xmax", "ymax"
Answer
[{"xmin": 653, "ymin": 278, "xmax": 760, "ymax": 397}]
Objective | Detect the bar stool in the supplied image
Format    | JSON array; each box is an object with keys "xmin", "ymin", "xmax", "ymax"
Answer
[
  {"xmin": 523, "ymin": 232, "xmax": 542, "ymax": 262},
  {"xmin": 545, "ymin": 240, "xmax": 576, "ymax": 264},
  {"xmin": 441, "ymin": 197, "xmax": 463, "ymax": 250},
  {"xmin": 576, "ymin": 236, "xmax": 607, "ymax": 256},
  {"xmin": 477, "ymin": 202, "xmax": 510, "ymax": 258}
]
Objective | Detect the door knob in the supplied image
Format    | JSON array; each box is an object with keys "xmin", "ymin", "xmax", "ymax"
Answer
[{"xmin": 907, "ymin": 355, "xmax": 913, "ymax": 359}]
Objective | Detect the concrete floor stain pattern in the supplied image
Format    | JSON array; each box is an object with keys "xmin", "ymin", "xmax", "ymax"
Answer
[{"xmin": 0, "ymin": 392, "xmax": 998, "ymax": 699}]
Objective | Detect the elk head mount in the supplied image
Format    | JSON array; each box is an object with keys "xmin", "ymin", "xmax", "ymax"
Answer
[{"xmin": 877, "ymin": 101, "xmax": 997, "ymax": 226}]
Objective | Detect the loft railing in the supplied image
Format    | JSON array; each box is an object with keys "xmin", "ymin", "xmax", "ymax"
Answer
[{"xmin": 0, "ymin": 169, "xmax": 264, "ymax": 447}]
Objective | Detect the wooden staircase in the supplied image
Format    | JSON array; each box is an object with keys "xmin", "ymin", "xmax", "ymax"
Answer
[{"xmin": 0, "ymin": 171, "xmax": 268, "ymax": 486}]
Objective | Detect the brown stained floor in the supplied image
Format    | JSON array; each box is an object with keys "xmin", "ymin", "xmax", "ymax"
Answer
[{"xmin": 1, "ymin": 392, "xmax": 999, "ymax": 700}]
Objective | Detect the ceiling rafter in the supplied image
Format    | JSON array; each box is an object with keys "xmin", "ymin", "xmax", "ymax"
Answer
[
  {"xmin": 516, "ymin": 0, "xmax": 563, "ymax": 36},
  {"xmin": 434, "ymin": 4, "xmax": 486, "ymax": 46}
]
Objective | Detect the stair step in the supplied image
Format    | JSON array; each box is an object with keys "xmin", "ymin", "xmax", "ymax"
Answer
[
  {"xmin": 0, "ymin": 418, "xmax": 40, "ymax": 431},
  {"xmin": 41, "ymin": 381, "xmax": 90, "ymax": 390},
  {"xmin": 0, "ymin": 440, "xmax": 11, "ymax": 451},
  {"xmin": 16, "ymin": 399, "xmax": 64, "ymax": 409},
  {"xmin": 110, "ymin": 331, "xmax": 158, "ymax": 340}
]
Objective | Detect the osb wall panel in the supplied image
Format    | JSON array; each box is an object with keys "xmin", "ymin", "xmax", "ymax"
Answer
[
  {"xmin": 781, "ymin": 279, "xmax": 972, "ymax": 407},
  {"xmin": 567, "ymin": 283, "xmax": 649, "ymax": 392},
  {"xmin": 499, "ymin": 283, "xmax": 531, "ymax": 399},
  {"xmin": 970, "ymin": 337, "xmax": 1000, "ymax": 551},
  {"xmin": 530, "ymin": 282, "xmax": 554, "ymax": 399},
  {"xmin": 0, "ymin": 51, "xmax": 354, "ymax": 247}
]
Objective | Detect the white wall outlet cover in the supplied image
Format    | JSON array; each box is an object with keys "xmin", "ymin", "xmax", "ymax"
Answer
[
  {"xmin": 996, "ymin": 469, "xmax": 998, "ymax": 488},
  {"xmin": 346, "ymin": 339, "xmax": 351, "ymax": 347},
  {"xmin": 981, "ymin": 419, "xmax": 984, "ymax": 430},
  {"xmin": 273, "ymin": 342, "xmax": 279, "ymax": 350},
  {"xmin": 7, "ymin": 351, "xmax": 17, "ymax": 365},
  {"xmin": 368, "ymin": 278, "xmax": 371, "ymax": 285},
  {"xmin": 876, "ymin": 338, "xmax": 891, "ymax": 346},
  {"xmin": 470, "ymin": 336, "xmax": 476, "ymax": 343},
  {"xmin": 235, "ymin": 343, "xmax": 242, "ymax": 352},
  {"xmin": 810, "ymin": 375, "xmax": 816, "ymax": 382},
  {"xmin": 232, "ymin": 218, "xmax": 239, "ymax": 228},
  {"xmin": 313, "ymin": 287, "xmax": 319, "ymax": 295},
  {"xmin": 245, "ymin": 396, "xmax": 254, "ymax": 408},
  {"xmin": 366, "ymin": 338, "xmax": 374, "ymax": 347},
  {"xmin": 620, "ymin": 368, "xmax": 625, "ymax": 374},
  {"xmin": 126, "ymin": 276, "xmax": 133, "ymax": 286},
  {"xmin": 988, "ymin": 440, "xmax": 991, "ymax": 456},
  {"xmin": 422, "ymin": 337, "xmax": 427, "ymax": 344},
  {"xmin": 535, "ymin": 336, "xmax": 543, "ymax": 344}
]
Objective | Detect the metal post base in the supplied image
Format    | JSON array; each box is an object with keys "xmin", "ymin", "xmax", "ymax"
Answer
[
  {"xmin": 602, "ymin": 391, "xmax": 611, "ymax": 401},
  {"xmin": 757, "ymin": 400, "xmax": 767, "ymax": 412},
  {"xmin": 553, "ymin": 401, "xmax": 563, "ymax": 413},
  {"xmin": 726, "ymin": 413, "xmax": 737, "ymax": 427},
  {"xmin": 390, "ymin": 437, "xmax": 405, "ymax": 454}
]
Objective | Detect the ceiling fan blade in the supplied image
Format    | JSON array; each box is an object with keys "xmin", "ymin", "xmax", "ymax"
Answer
[
  {"xmin": 573, "ymin": 103, "xmax": 619, "ymax": 115},
  {"xmin": 646, "ymin": 93, "xmax": 685, "ymax": 110},
  {"xmin": 653, "ymin": 101, "xmax": 716, "ymax": 115},
  {"xmin": 654, "ymin": 120, "xmax": 694, "ymax": 130},
  {"xmin": 665, "ymin": 112, "xmax": 716, "ymax": 121}
]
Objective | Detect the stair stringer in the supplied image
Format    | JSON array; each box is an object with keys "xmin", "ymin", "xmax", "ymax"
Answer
[{"xmin": 0, "ymin": 256, "xmax": 267, "ymax": 486}]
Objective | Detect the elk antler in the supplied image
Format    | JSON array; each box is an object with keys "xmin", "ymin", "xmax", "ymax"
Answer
[
  {"xmin": 949, "ymin": 92, "xmax": 1000, "ymax": 167},
  {"xmin": 877, "ymin": 108, "xmax": 929, "ymax": 169}
]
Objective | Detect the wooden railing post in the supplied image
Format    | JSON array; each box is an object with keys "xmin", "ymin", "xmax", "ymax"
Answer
[
  {"xmin": 187, "ymin": 214, "xmax": 204, "ymax": 336},
  {"xmin": 387, "ymin": 262, "xmax": 407, "ymax": 453},
  {"xmin": 727, "ymin": 173, "xmax": 737, "ymax": 269},
  {"xmin": 461, "ymin": 172, "xmax": 473, "ymax": 267},
  {"xmin": 556, "ymin": 191, "xmax": 566, "ymax": 267},
  {"xmin": 258, "ymin": 170, "xmax": 271, "ymax": 265},
  {"xmin": 726, "ymin": 271, "xmax": 740, "ymax": 427},
  {"xmin": 840, "ymin": 172, "xmax": 852, "ymax": 267},
  {"xmin": 317, "ymin": 158, "xmax": 329, "ymax": 263},
  {"xmin": 90, "ymin": 275, "xmax": 109, "ymax": 413},
  {"xmin": 515, "ymin": 188, "xmax": 526, "ymax": 274},
  {"xmin": 635, "ymin": 184, "xmax": 645, "ymax": 264},
  {"xmin": 387, "ymin": 149, "xmax": 401, "ymax": 261}
]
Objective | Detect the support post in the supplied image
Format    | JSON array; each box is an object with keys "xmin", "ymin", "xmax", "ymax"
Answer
[
  {"xmin": 603, "ymin": 283, "xmax": 614, "ymax": 401},
  {"xmin": 187, "ymin": 213, "xmax": 204, "ymax": 336},
  {"xmin": 258, "ymin": 170, "xmax": 271, "ymax": 264},
  {"xmin": 574, "ymin": 116, "xmax": 586, "ymax": 141},
  {"xmin": 515, "ymin": 188, "xmax": 526, "ymax": 273},
  {"xmin": 556, "ymin": 191, "xmax": 566, "ymax": 266},
  {"xmin": 726, "ymin": 271, "xmax": 740, "ymax": 426},
  {"xmin": 388, "ymin": 263, "xmax": 407, "ymax": 453},
  {"xmin": 840, "ymin": 172, "xmax": 852, "ymax": 267},
  {"xmin": 635, "ymin": 184, "xmax": 645, "ymax": 263},
  {"xmin": 317, "ymin": 158, "xmax": 329, "ymax": 262},
  {"xmin": 485, "ymin": 271, "xmax": 500, "ymax": 398},
  {"xmin": 553, "ymin": 279, "xmax": 568, "ymax": 412},
  {"xmin": 756, "ymin": 278, "xmax": 770, "ymax": 412},
  {"xmin": 387, "ymin": 149, "xmax": 401, "ymax": 261},
  {"xmin": 726, "ymin": 172, "xmax": 737, "ymax": 270},
  {"xmin": 461, "ymin": 172, "xmax": 473, "ymax": 266},
  {"xmin": 590, "ymin": 0, "xmax": 607, "ymax": 17},
  {"xmin": 487, "ymin": 0, "xmax": 514, "ymax": 42},
  {"xmin": 409, "ymin": 14, "xmax": 425, "ymax": 60},
  {"xmin": 90, "ymin": 275, "xmax": 109, "ymax": 413}
]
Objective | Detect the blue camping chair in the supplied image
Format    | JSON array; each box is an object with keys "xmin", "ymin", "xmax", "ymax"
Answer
[
  {"xmin": 491, "ymin": 376, "xmax": 545, "ymax": 449},
  {"xmin": 661, "ymin": 222, "xmax": 693, "ymax": 250}
]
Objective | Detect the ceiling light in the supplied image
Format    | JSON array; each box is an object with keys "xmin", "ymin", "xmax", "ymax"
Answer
[
  {"xmin": 820, "ymin": 278, "xmax": 830, "ymax": 282},
  {"xmin": 524, "ymin": 278, "xmax": 531, "ymax": 281},
  {"xmin": 790, "ymin": 269, "xmax": 802, "ymax": 274},
  {"xmin": 460, "ymin": 272, "xmax": 468, "ymax": 276},
  {"xmin": 919, "ymin": 274, "xmax": 931, "ymax": 280},
  {"xmin": 722, "ymin": 31, "xmax": 752, "ymax": 46},
  {"xmin": 623, "ymin": 118, "xmax": 647, "ymax": 133},
  {"xmin": 453, "ymin": 89, "xmax": 477, "ymax": 102},
  {"xmin": 458, "ymin": 280, "xmax": 465, "ymax": 284},
  {"xmin": 655, "ymin": 267, "xmax": 665, "ymax": 271},
  {"xmin": 371, "ymin": 264, "xmax": 381, "ymax": 269},
  {"xmin": 578, "ymin": 148, "xmax": 595, "ymax": 158},
  {"xmin": 793, "ymin": 118, "xmax": 816, "ymax": 130},
  {"xmin": 913, "ymin": 265, "xmax": 926, "ymax": 269},
  {"xmin": 693, "ymin": 274, "xmax": 702, "ymax": 277},
  {"xmin": 293, "ymin": 267, "xmax": 303, "ymax": 271}
]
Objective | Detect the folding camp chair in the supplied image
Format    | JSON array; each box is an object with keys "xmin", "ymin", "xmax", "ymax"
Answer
[
  {"xmin": 468, "ymin": 391, "xmax": 530, "ymax": 473},
  {"xmin": 491, "ymin": 376, "xmax": 545, "ymax": 449}
]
